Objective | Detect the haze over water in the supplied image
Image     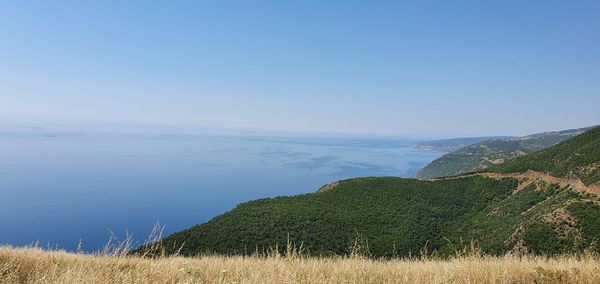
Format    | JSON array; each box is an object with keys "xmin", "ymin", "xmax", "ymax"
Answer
[{"xmin": 0, "ymin": 126, "xmax": 442, "ymax": 251}]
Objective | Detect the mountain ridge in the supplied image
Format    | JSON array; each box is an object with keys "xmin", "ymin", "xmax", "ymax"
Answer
[
  {"xmin": 415, "ymin": 126, "xmax": 596, "ymax": 179},
  {"xmin": 410, "ymin": 136, "xmax": 514, "ymax": 152}
]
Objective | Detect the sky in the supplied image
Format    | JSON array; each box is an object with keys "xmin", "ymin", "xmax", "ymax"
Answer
[{"xmin": 1, "ymin": 1, "xmax": 599, "ymax": 137}]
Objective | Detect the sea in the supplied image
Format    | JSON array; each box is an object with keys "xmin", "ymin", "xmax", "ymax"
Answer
[{"xmin": 0, "ymin": 127, "xmax": 443, "ymax": 251}]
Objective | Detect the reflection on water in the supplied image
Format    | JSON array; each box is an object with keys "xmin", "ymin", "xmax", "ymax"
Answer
[{"xmin": 0, "ymin": 129, "xmax": 442, "ymax": 251}]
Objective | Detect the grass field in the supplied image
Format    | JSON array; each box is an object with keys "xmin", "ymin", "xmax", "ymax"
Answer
[{"xmin": 2, "ymin": 246, "xmax": 600, "ymax": 283}]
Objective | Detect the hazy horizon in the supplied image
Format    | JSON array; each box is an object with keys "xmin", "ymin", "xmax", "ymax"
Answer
[{"xmin": 1, "ymin": 121, "xmax": 598, "ymax": 141}]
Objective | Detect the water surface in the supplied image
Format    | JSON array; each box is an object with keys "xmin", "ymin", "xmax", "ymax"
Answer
[{"xmin": 0, "ymin": 129, "xmax": 443, "ymax": 251}]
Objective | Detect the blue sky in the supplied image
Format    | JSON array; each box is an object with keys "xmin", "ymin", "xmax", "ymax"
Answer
[{"xmin": 1, "ymin": 1, "xmax": 599, "ymax": 137}]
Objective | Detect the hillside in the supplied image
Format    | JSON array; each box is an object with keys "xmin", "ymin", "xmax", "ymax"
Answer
[
  {"xmin": 155, "ymin": 126, "xmax": 600, "ymax": 258},
  {"xmin": 415, "ymin": 126, "xmax": 594, "ymax": 179},
  {"xmin": 491, "ymin": 126, "xmax": 600, "ymax": 186},
  {"xmin": 410, "ymin": 136, "xmax": 513, "ymax": 152}
]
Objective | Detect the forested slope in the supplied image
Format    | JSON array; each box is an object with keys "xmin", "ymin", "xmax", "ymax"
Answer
[
  {"xmin": 154, "ymin": 126, "xmax": 600, "ymax": 258},
  {"xmin": 491, "ymin": 126, "xmax": 600, "ymax": 185},
  {"xmin": 416, "ymin": 126, "xmax": 594, "ymax": 179}
]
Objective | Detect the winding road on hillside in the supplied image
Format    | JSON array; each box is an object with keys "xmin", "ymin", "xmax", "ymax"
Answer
[{"xmin": 435, "ymin": 170, "xmax": 600, "ymax": 196}]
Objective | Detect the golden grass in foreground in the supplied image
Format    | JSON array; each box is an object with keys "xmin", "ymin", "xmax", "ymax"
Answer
[{"xmin": 2, "ymin": 246, "xmax": 600, "ymax": 284}]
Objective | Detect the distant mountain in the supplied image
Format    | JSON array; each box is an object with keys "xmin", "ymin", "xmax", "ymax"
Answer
[
  {"xmin": 151, "ymin": 126, "xmax": 600, "ymax": 258},
  {"xmin": 410, "ymin": 136, "xmax": 513, "ymax": 152},
  {"xmin": 415, "ymin": 126, "xmax": 595, "ymax": 179}
]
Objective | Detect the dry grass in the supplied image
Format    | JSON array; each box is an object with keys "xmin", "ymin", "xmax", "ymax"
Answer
[{"xmin": 2, "ymin": 246, "xmax": 600, "ymax": 283}]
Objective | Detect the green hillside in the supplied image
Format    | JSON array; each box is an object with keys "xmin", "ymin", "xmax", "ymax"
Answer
[
  {"xmin": 153, "ymin": 126, "xmax": 600, "ymax": 258},
  {"xmin": 410, "ymin": 136, "xmax": 513, "ymax": 152},
  {"xmin": 491, "ymin": 126, "xmax": 600, "ymax": 185},
  {"xmin": 415, "ymin": 126, "xmax": 594, "ymax": 179}
]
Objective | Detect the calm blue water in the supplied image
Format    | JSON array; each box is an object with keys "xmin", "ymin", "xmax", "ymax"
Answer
[{"xmin": 0, "ymin": 129, "xmax": 443, "ymax": 251}]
